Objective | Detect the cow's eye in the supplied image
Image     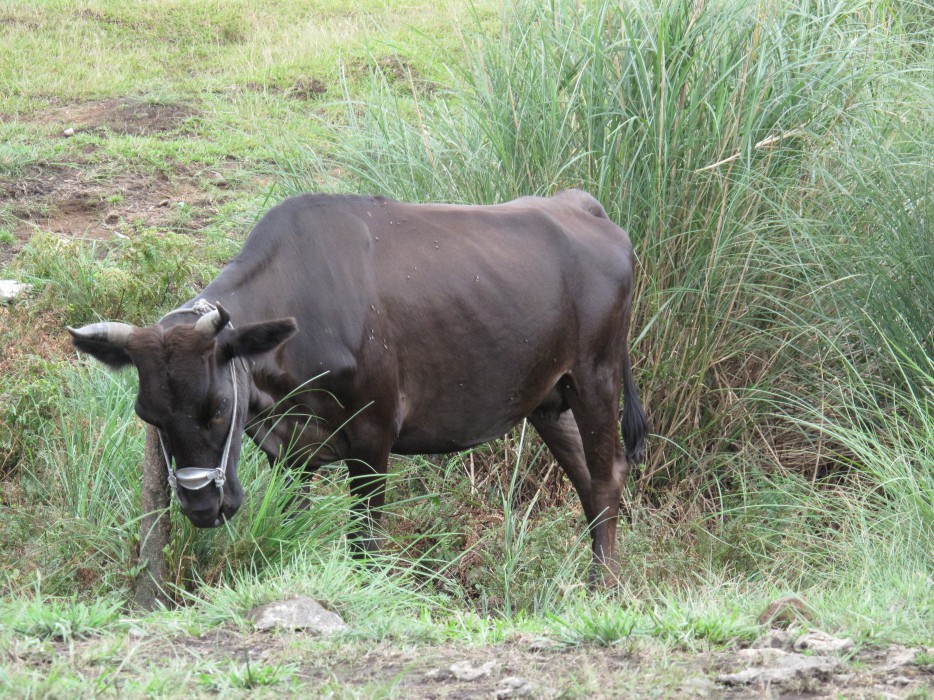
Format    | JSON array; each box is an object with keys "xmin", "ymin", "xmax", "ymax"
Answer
[{"xmin": 213, "ymin": 397, "xmax": 230, "ymax": 418}]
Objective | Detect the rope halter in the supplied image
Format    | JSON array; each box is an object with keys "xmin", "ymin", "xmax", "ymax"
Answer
[{"xmin": 157, "ymin": 300, "xmax": 239, "ymax": 500}]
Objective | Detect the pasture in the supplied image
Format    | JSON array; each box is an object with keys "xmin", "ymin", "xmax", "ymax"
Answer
[{"xmin": 1, "ymin": 0, "xmax": 933, "ymax": 696}]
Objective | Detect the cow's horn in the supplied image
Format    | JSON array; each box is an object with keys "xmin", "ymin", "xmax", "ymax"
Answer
[
  {"xmin": 194, "ymin": 303, "xmax": 230, "ymax": 338},
  {"xmin": 67, "ymin": 322, "xmax": 135, "ymax": 347}
]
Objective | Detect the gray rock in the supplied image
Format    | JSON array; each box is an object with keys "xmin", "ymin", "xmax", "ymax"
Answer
[
  {"xmin": 718, "ymin": 652, "xmax": 840, "ymax": 686},
  {"xmin": 0, "ymin": 280, "xmax": 30, "ymax": 304},
  {"xmin": 248, "ymin": 596, "xmax": 348, "ymax": 635},
  {"xmin": 886, "ymin": 676, "xmax": 913, "ymax": 687},
  {"xmin": 448, "ymin": 660, "xmax": 495, "ymax": 681},
  {"xmin": 751, "ymin": 629, "xmax": 795, "ymax": 651},
  {"xmin": 494, "ymin": 676, "xmax": 535, "ymax": 698},
  {"xmin": 880, "ymin": 646, "xmax": 918, "ymax": 672},
  {"xmin": 793, "ymin": 630, "xmax": 854, "ymax": 654},
  {"xmin": 736, "ymin": 647, "xmax": 789, "ymax": 665},
  {"xmin": 679, "ymin": 676, "xmax": 717, "ymax": 698}
]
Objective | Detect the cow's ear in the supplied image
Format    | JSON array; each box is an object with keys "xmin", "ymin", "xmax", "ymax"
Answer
[
  {"xmin": 68, "ymin": 323, "xmax": 135, "ymax": 369},
  {"xmin": 221, "ymin": 318, "xmax": 297, "ymax": 361}
]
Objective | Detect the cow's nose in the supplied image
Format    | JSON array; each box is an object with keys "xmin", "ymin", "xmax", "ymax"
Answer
[{"xmin": 186, "ymin": 506, "xmax": 223, "ymax": 528}]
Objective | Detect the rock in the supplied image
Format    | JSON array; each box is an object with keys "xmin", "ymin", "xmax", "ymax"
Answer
[
  {"xmin": 736, "ymin": 647, "xmax": 789, "ymax": 665},
  {"xmin": 679, "ymin": 676, "xmax": 717, "ymax": 697},
  {"xmin": 494, "ymin": 676, "xmax": 535, "ymax": 698},
  {"xmin": 248, "ymin": 596, "xmax": 347, "ymax": 635},
  {"xmin": 751, "ymin": 629, "xmax": 795, "ymax": 651},
  {"xmin": 793, "ymin": 630, "xmax": 854, "ymax": 654},
  {"xmin": 880, "ymin": 646, "xmax": 918, "ymax": 672},
  {"xmin": 718, "ymin": 652, "xmax": 840, "ymax": 686},
  {"xmin": 525, "ymin": 636, "xmax": 561, "ymax": 652},
  {"xmin": 448, "ymin": 660, "xmax": 495, "ymax": 681},
  {"xmin": 63, "ymin": 127, "xmax": 75, "ymax": 137},
  {"xmin": 886, "ymin": 676, "xmax": 913, "ymax": 687},
  {"xmin": 757, "ymin": 595, "xmax": 814, "ymax": 628},
  {"xmin": 0, "ymin": 280, "xmax": 31, "ymax": 304}
]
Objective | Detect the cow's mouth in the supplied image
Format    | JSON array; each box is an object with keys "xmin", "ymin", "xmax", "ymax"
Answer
[{"xmin": 186, "ymin": 508, "xmax": 224, "ymax": 528}]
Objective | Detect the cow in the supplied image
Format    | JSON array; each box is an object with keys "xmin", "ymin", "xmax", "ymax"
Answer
[{"xmin": 68, "ymin": 189, "xmax": 647, "ymax": 580}]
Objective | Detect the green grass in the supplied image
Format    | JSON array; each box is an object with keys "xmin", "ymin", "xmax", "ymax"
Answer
[{"xmin": 1, "ymin": 596, "xmax": 124, "ymax": 641}]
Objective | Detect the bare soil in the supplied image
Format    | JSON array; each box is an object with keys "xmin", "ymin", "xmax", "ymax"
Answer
[
  {"xmin": 34, "ymin": 97, "xmax": 196, "ymax": 136},
  {"xmin": 0, "ymin": 98, "xmax": 240, "ymax": 265},
  {"xmin": 13, "ymin": 627, "xmax": 932, "ymax": 699},
  {"xmin": 2, "ymin": 162, "xmax": 216, "ymax": 249}
]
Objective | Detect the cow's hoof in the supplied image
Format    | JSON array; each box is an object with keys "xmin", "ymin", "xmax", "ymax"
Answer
[
  {"xmin": 350, "ymin": 534, "xmax": 387, "ymax": 560},
  {"xmin": 588, "ymin": 562, "xmax": 622, "ymax": 591}
]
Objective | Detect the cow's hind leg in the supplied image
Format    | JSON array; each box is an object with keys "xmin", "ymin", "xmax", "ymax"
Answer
[
  {"xmin": 563, "ymin": 378, "xmax": 630, "ymax": 585},
  {"xmin": 528, "ymin": 410, "xmax": 597, "ymax": 528}
]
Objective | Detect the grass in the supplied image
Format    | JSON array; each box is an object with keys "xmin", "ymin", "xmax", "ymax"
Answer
[{"xmin": 1, "ymin": 0, "xmax": 934, "ymax": 696}]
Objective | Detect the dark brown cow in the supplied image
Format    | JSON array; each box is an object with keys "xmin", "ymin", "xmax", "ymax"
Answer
[{"xmin": 69, "ymin": 190, "xmax": 647, "ymax": 578}]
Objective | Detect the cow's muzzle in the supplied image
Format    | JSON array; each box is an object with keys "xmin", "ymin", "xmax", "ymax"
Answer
[{"xmin": 171, "ymin": 467, "xmax": 227, "ymax": 492}]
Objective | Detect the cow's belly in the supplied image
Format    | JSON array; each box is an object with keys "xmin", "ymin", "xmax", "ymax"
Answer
[{"xmin": 389, "ymin": 370, "xmax": 566, "ymax": 454}]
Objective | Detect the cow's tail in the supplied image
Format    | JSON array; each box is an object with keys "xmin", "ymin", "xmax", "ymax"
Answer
[{"xmin": 620, "ymin": 320, "xmax": 648, "ymax": 466}]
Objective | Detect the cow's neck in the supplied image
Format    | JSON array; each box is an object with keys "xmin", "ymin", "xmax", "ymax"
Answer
[{"xmin": 243, "ymin": 355, "xmax": 350, "ymax": 472}]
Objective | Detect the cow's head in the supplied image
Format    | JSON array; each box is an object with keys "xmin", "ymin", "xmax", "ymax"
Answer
[{"xmin": 68, "ymin": 305, "xmax": 296, "ymax": 528}]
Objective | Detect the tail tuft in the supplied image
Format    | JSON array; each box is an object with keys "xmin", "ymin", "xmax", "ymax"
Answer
[{"xmin": 620, "ymin": 344, "xmax": 647, "ymax": 465}]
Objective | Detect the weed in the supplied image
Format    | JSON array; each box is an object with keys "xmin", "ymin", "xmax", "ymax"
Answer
[
  {"xmin": 4, "ymin": 595, "xmax": 123, "ymax": 641},
  {"xmin": 197, "ymin": 657, "xmax": 297, "ymax": 692},
  {"xmin": 14, "ymin": 229, "xmax": 218, "ymax": 325},
  {"xmin": 552, "ymin": 607, "xmax": 642, "ymax": 648}
]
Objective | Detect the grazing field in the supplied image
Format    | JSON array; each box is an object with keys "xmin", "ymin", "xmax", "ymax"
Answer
[{"xmin": 1, "ymin": 0, "xmax": 933, "ymax": 697}]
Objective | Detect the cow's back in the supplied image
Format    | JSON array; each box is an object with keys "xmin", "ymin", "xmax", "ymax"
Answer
[{"xmin": 205, "ymin": 191, "xmax": 635, "ymax": 453}]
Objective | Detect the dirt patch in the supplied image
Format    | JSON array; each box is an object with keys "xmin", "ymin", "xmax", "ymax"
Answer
[
  {"xmin": 290, "ymin": 640, "xmax": 934, "ymax": 699},
  {"xmin": 286, "ymin": 76, "xmax": 328, "ymax": 99},
  {"xmin": 24, "ymin": 632, "xmax": 933, "ymax": 699},
  {"xmin": 243, "ymin": 76, "xmax": 329, "ymax": 100},
  {"xmin": 350, "ymin": 55, "xmax": 440, "ymax": 96},
  {"xmin": 35, "ymin": 98, "xmax": 196, "ymax": 136},
  {"xmin": 1, "ymin": 161, "xmax": 219, "ymax": 256}
]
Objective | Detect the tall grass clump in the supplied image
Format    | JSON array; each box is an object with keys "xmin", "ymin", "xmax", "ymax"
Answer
[
  {"xmin": 280, "ymin": 0, "xmax": 920, "ymax": 490},
  {"xmin": 271, "ymin": 0, "xmax": 934, "ymax": 609}
]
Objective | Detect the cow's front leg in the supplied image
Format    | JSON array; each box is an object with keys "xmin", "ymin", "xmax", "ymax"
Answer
[{"xmin": 346, "ymin": 445, "xmax": 390, "ymax": 557}]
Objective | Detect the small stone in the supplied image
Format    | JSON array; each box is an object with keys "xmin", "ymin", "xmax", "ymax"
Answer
[
  {"xmin": 886, "ymin": 676, "xmax": 912, "ymax": 686},
  {"xmin": 0, "ymin": 280, "xmax": 31, "ymax": 304},
  {"xmin": 526, "ymin": 636, "xmax": 560, "ymax": 652},
  {"xmin": 248, "ymin": 596, "xmax": 347, "ymax": 635},
  {"xmin": 736, "ymin": 647, "xmax": 788, "ymax": 665},
  {"xmin": 448, "ymin": 660, "xmax": 495, "ymax": 681},
  {"xmin": 718, "ymin": 652, "xmax": 840, "ymax": 686},
  {"xmin": 757, "ymin": 596, "xmax": 814, "ymax": 628},
  {"xmin": 157, "ymin": 199, "xmax": 170, "ymax": 207},
  {"xmin": 880, "ymin": 646, "xmax": 918, "ymax": 672},
  {"xmin": 494, "ymin": 676, "xmax": 534, "ymax": 698},
  {"xmin": 63, "ymin": 127, "xmax": 75, "ymax": 137},
  {"xmin": 793, "ymin": 630, "xmax": 854, "ymax": 654},
  {"xmin": 679, "ymin": 676, "xmax": 716, "ymax": 698},
  {"xmin": 751, "ymin": 629, "xmax": 795, "ymax": 651}
]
